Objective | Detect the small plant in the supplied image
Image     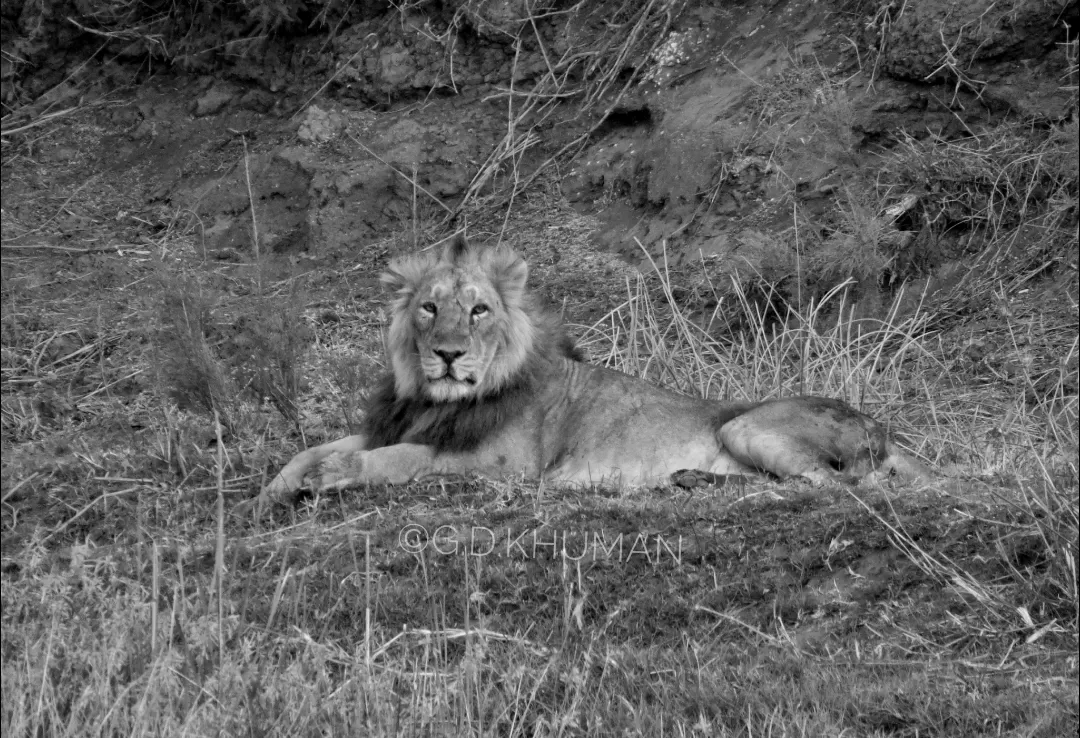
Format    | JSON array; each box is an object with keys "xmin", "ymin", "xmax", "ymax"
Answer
[
  {"xmin": 154, "ymin": 270, "xmax": 311, "ymax": 434},
  {"xmin": 225, "ymin": 291, "xmax": 312, "ymax": 430},
  {"xmin": 801, "ymin": 186, "xmax": 906, "ymax": 290},
  {"xmin": 882, "ymin": 122, "xmax": 1077, "ymax": 248},
  {"xmin": 155, "ymin": 273, "xmax": 241, "ymax": 430},
  {"xmin": 324, "ymin": 350, "xmax": 376, "ymax": 435}
]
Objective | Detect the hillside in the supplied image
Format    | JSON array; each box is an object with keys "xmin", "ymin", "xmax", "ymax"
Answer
[{"xmin": 2, "ymin": 1, "xmax": 1077, "ymax": 735}]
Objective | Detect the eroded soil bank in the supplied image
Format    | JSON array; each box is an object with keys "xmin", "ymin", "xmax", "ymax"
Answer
[
  {"xmin": 1, "ymin": 1, "xmax": 1077, "ymax": 735},
  {"xmin": 4, "ymin": 1, "xmax": 1076, "ymax": 275}
]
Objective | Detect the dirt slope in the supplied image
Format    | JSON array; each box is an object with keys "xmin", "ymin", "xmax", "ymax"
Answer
[
  {"xmin": 0, "ymin": 3, "xmax": 1077, "ymax": 734},
  {"xmin": 4, "ymin": 1, "xmax": 1076, "ymax": 273}
]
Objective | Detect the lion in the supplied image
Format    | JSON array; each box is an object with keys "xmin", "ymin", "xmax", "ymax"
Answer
[{"xmin": 252, "ymin": 234, "xmax": 928, "ymax": 510}]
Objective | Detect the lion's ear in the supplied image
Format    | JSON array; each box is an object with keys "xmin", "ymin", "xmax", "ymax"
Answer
[
  {"xmin": 380, "ymin": 265, "xmax": 408, "ymax": 294},
  {"xmin": 442, "ymin": 232, "xmax": 472, "ymax": 265},
  {"xmin": 381, "ymin": 254, "xmax": 427, "ymax": 295},
  {"xmin": 486, "ymin": 249, "xmax": 529, "ymax": 305}
]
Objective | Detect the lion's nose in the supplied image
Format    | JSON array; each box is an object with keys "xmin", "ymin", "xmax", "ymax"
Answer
[{"xmin": 434, "ymin": 349, "xmax": 465, "ymax": 367}]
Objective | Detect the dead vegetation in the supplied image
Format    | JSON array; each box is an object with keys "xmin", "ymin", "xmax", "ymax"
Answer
[
  {"xmin": 3, "ymin": 178, "xmax": 1075, "ymax": 734},
  {"xmin": 2, "ymin": 2, "xmax": 1079, "ymax": 736}
]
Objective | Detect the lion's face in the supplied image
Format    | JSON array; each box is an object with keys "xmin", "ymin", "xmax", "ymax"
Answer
[
  {"xmin": 405, "ymin": 270, "xmax": 511, "ymax": 402},
  {"xmin": 382, "ymin": 236, "xmax": 537, "ymax": 402}
]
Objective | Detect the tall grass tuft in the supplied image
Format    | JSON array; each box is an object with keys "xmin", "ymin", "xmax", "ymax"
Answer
[
  {"xmin": 578, "ymin": 243, "xmax": 939, "ymax": 459},
  {"xmin": 579, "ymin": 241, "xmax": 1078, "ymax": 638}
]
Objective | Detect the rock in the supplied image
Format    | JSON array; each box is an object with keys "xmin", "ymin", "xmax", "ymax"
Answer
[
  {"xmin": 239, "ymin": 89, "xmax": 276, "ymax": 113},
  {"xmin": 193, "ymin": 82, "xmax": 236, "ymax": 117},
  {"xmin": 379, "ymin": 45, "xmax": 417, "ymax": 88},
  {"xmin": 878, "ymin": 0, "xmax": 1065, "ymax": 81},
  {"xmin": 297, "ymin": 105, "xmax": 346, "ymax": 144},
  {"xmin": 714, "ymin": 192, "xmax": 738, "ymax": 216}
]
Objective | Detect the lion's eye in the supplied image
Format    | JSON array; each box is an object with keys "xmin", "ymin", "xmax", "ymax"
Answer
[
  {"xmin": 471, "ymin": 304, "xmax": 489, "ymax": 317},
  {"xmin": 420, "ymin": 302, "xmax": 437, "ymax": 315}
]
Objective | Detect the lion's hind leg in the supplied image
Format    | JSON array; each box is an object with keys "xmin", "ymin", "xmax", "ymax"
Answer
[{"xmin": 717, "ymin": 397, "xmax": 892, "ymax": 484}]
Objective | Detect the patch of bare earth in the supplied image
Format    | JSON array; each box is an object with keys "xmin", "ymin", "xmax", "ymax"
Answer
[{"xmin": 2, "ymin": 0, "xmax": 1077, "ymax": 734}]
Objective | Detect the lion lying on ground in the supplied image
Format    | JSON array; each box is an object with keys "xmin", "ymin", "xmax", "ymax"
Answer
[{"xmin": 253, "ymin": 235, "xmax": 928, "ymax": 510}]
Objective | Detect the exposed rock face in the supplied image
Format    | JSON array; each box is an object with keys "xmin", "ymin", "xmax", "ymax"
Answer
[
  {"xmin": 874, "ymin": 0, "xmax": 1076, "ymax": 119},
  {"xmin": 330, "ymin": 2, "xmax": 560, "ymax": 104},
  {"xmin": 10, "ymin": 0, "xmax": 1072, "ymax": 281}
]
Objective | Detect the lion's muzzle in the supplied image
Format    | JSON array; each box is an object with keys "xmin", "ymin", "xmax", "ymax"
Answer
[{"xmin": 434, "ymin": 348, "xmax": 465, "ymax": 367}]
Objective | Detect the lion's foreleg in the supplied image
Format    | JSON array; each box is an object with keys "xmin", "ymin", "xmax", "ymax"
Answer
[
  {"xmin": 317, "ymin": 443, "xmax": 515, "ymax": 491},
  {"xmin": 317, "ymin": 443, "xmax": 439, "ymax": 490},
  {"xmin": 261, "ymin": 434, "xmax": 369, "ymax": 504}
]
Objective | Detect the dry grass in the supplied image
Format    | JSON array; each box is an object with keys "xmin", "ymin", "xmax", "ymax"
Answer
[
  {"xmin": 583, "ymin": 242, "xmax": 938, "ymax": 461},
  {"xmin": 582, "ymin": 236, "xmax": 1078, "ymax": 643},
  {"xmin": 882, "ymin": 122, "xmax": 1078, "ymax": 247},
  {"xmin": 449, "ymin": 0, "xmax": 682, "ymax": 224},
  {"xmin": 3, "ymin": 10, "xmax": 1079, "ymax": 736},
  {"xmin": 9, "ymin": 219, "xmax": 1076, "ymax": 736},
  {"xmin": 3, "ymin": 171, "xmax": 1077, "ymax": 735},
  {"xmin": 3, "ymin": 567, "xmax": 1073, "ymax": 737}
]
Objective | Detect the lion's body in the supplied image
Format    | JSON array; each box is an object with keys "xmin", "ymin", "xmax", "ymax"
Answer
[{"xmin": 256, "ymin": 236, "xmax": 928, "ymax": 507}]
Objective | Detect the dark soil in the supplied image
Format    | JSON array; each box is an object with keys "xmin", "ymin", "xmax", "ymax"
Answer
[{"xmin": 1, "ymin": 1, "xmax": 1077, "ymax": 734}]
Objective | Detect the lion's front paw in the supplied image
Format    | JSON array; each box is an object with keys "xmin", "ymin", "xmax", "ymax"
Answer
[
  {"xmin": 235, "ymin": 465, "xmax": 314, "ymax": 518},
  {"xmin": 262, "ymin": 469, "xmax": 310, "ymax": 503}
]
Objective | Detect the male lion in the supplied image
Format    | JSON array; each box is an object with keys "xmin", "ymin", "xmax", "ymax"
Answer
[{"xmin": 253, "ymin": 235, "xmax": 927, "ymax": 510}]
